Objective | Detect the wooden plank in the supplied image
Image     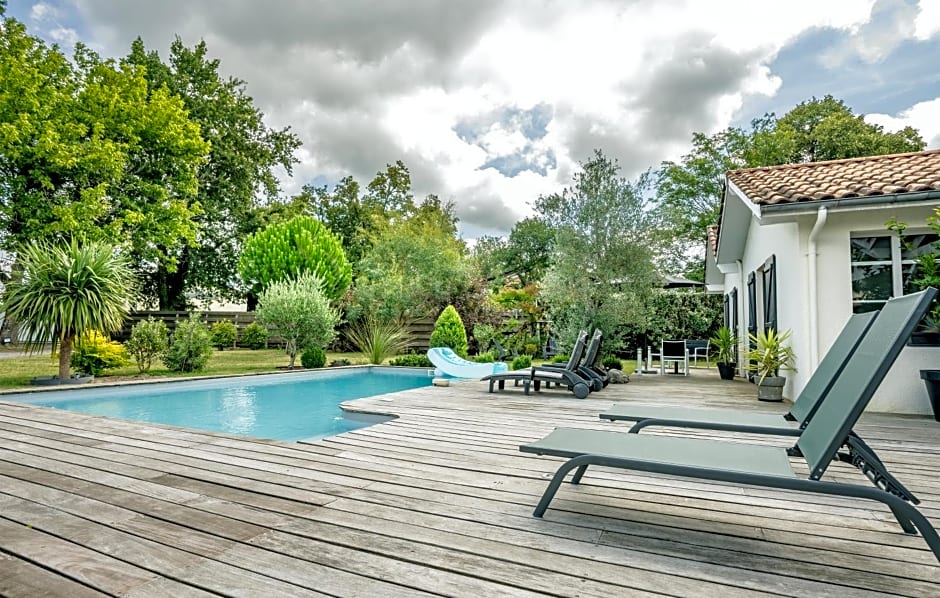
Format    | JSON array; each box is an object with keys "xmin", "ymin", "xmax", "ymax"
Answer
[{"xmin": 0, "ymin": 552, "xmax": 110, "ymax": 598}]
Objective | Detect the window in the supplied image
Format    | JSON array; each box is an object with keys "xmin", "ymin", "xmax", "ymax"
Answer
[{"xmin": 851, "ymin": 232, "xmax": 939, "ymax": 343}]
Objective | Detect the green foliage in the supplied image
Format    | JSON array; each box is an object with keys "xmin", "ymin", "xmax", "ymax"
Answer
[
  {"xmin": 255, "ymin": 272, "xmax": 340, "ymax": 368},
  {"xmin": 471, "ymin": 323, "xmax": 497, "ymax": 354},
  {"xmin": 473, "ymin": 351, "xmax": 496, "ymax": 363},
  {"xmin": 126, "ymin": 37, "xmax": 301, "ymax": 310},
  {"xmin": 389, "ymin": 352, "xmax": 433, "ymax": 367},
  {"xmin": 0, "ymin": 24, "xmax": 209, "ymax": 283},
  {"xmin": 473, "ymin": 217, "xmax": 554, "ymax": 288},
  {"xmin": 345, "ymin": 317, "xmax": 412, "ymax": 365},
  {"xmin": 210, "ymin": 321, "xmax": 238, "ymax": 351},
  {"xmin": 601, "ymin": 355, "xmax": 623, "ymax": 371},
  {"xmin": 746, "ymin": 328, "xmax": 796, "ymax": 384},
  {"xmin": 709, "ymin": 326, "xmax": 738, "ymax": 365},
  {"xmin": 70, "ymin": 331, "xmax": 129, "ymax": 376},
  {"xmin": 511, "ymin": 355, "xmax": 532, "ymax": 370},
  {"xmin": 163, "ymin": 316, "xmax": 213, "ymax": 372},
  {"xmin": 537, "ymin": 151, "xmax": 659, "ymax": 351},
  {"xmin": 240, "ymin": 321, "xmax": 269, "ymax": 349},
  {"xmin": 551, "ymin": 354, "xmax": 570, "ymax": 364},
  {"xmin": 887, "ymin": 211, "xmax": 940, "ymax": 329},
  {"xmin": 239, "ymin": 215, "xmax": 352, "ymax": 303},
  {"xmin": 642, "ymin": 291, "xmax": 724, "ymax": 343},
  {"xmin": 301, "ymin": 346, "xmax": 326, "ymax": 369},
  {"xmin": 429, "ymin": 305, "xmax": 469, "ymax": 358},
  {"xmin": 0, "ymin": 240, "xmax": 136, "ymax": 380},
  {"xmin": 124, "ymin": 318, "xmax": 169, "ymax": 373}
]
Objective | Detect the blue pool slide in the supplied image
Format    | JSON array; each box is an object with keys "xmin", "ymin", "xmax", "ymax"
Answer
[{"xmin": 427, "ymin": 347, "xmax": 509, "ymax": 378}]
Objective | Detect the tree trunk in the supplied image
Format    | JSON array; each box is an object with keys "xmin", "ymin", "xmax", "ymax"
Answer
[
  {"xmin": 287, "ymin": 340, "xmax": 297, "ymax": 369},
  {"xmin": 246, "ymin": 292, "xmax": 259, "ymax": 311},
  {"xmin": 156, "ymin": 250, "xmax": 191, "ymax": 310},
  {"xmin": 58, "ymin": 335, "xmax": 73, "ymax": 380}
]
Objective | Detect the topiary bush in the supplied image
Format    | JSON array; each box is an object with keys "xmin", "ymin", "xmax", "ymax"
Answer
[
  {"xmin": 511, "ymin": 354, "xmax": 532, "ymax": 370},
  {"xmin": 70, "ymin": 330, "xmax": 129, "ymax": 376},
  {"xmin": 163, "ymin": 316, "xmax": 213, "ymax": 372},
  {"xmin": 124, "ymin": 318, "xmax": 169, "ymax": 373},
  {"xmin": 429, "ymin": 305, "xmax": 468, "ymax": 358},
  {"xmin": 602, "ymin": 355, "xmax": 623, "ymax": 371},
  {"xmin": 301, "ymin": 346, "xmax": 326, "ymax": 368},
  {"xmin": 389, "ymin": 352, "xmax": 433, "ymax": 367},
  {"xmin": 210, "ymin": 321, "xmax": 238, "ymax": 351},
  {"xmin": 241, "ymin": 321, "xmax": 268, "ymax": 349}
]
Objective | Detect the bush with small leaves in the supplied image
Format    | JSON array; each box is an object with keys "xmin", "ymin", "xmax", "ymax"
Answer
[
  {"xmin": 389, "ymin": 352, "xmax": 434, "ymax": 367},
  {"xmin": 473, "ymin": 351, "xmax": 496, "ymax": 363},
  {"xmin": 551, "ymin": 353, "xmax": 570, "ymax": 364},
  {"xmin": 210, "ymin": 321, "xmax": 238, "ymax": 350},
  {"xmin": 301, "ymin": 346, "xmax": 326, "ymax": 368},
  {"xmin": 511, "ymin": 355, "xmax": 532, "ymax": 370},
  {"xmin": 602, "ymin": 355, "xmax": 623, "ymax": 371},
  {"xmin": 70, "ymin": 330, "xmax": 129, "ymax": 377},
  {"xmin": 429, "ymin": 305, "xmax": 468, "ymax": 358},
  {"xmin": 163, "ymin": 316, "xmax": 213, "ymax": 372},
  {"xmin": 241, "ymin": 321, "xmax": 268, "ymax": 349},
  {"xmin": 124, "ymin": 318, "xmax": 169, "ymax": 373}
]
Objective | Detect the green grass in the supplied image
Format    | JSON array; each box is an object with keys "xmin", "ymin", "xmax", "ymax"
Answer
[{"xmin": 0, "ymin": 348, "xmax": 367, "ymax": 390}]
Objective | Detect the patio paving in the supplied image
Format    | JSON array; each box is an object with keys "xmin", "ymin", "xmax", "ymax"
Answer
[{"xmin": 0, "ymin": 369, "xmax": 938, "ymax": 596}]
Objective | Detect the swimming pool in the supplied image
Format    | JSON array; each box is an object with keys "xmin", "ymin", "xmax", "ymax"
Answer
[{"xmin": 6, "ymin": 367, "xmax": 434, "ymax": 441}]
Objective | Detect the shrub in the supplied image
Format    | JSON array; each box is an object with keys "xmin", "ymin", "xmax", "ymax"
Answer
[
  {"xmin": 329, "ymin": 358, "xmax": 352, "ymax": 367},
  {"xmin": 241, "ymin": 321, "xmax": 269, "ymax": 349},
  {"xmin": 472, "ymin": 323, "xmax": 497, "ymax": 353},
  {"xmin": 255, "ymin": 273, "xmax": 340, "ymax": 368},
  {"xmin": 551, "ymin": 353, "xmax": 570, "ymax": 364},
  {"xmin": 511, "ymin": 354, "xmax": 532, "ymax": 370},
  {"xmin": 301, "ymin": 346, "xmax": 326, "ymax": 368},
  {"xmin": 524, "ymin": 343, "xmax": 538, "ymax": 356},
  {"xmin": 70, "ymin": 330, "xmax": 129, "ymax": 376},
  {"xmin": 124, "ymin": 318, "xmax": 169, "ymax": 373},
  {"xmin": 210, "ymin": 321, "xmax": 238, "ymax": 350},
  {"xmin": 389, "ymin": 352, "xmax": 433, "ymax": 367},
  {"xmin": 473, "ymin": 351, "xmax": 496, "ymax": 363},
  {"xmin": 602, "ymin": 355, "xmax": 623, "ymax": 371},
  {"xmin": 163, "ymin": 316, "xmax": 213, "ymax": 372},
  {"xmin": 345, "ymin": 317, "xmax": 411, "ymax": 364},
  {"xmin": 429, "ymin": 305, "xmax": 468, "ymax": 358}
]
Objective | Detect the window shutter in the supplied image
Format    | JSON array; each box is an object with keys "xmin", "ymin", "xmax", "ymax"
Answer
[
  {"xmin": 723, "ymin": 293, "xmax": 730, "ymax": 328},
  {"xmin": 730, "ymin": 288, "xmax": 739, "ymax": 363},
  {"xmin": 747, "ymin": 272, "xmax": 757, "ymax": 339},
  {"xmin": 763, "ymin": 255, "xmax": 777, "ymax": 333}
]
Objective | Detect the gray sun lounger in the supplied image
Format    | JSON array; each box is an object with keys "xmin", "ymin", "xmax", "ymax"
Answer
[
  {"xmin": 482, "ymin": 330, "xmax": 594, "ymax": 399},
  {"xmin": 520, "ymin": 288, "xmax": 940, "ymax": 562},
  {"xmin": 542, "ymin": 329, "xmax": 608, "ymax": 391},
  {"xmin": 601, "ymin": 311, "xmax": 877, "ymax": 436}
]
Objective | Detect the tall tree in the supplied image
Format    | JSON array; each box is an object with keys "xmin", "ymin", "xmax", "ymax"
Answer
[
  {"xmin": 0, "ymin": 22, "xmax": 208, "ymax": 271},
  {"xmin": 126, "ymin": 37, "xmax": 301, "ymax": 309},
  {"xmin": 537, "ymin": 150, "xmax": 659, "ymax": 350}
]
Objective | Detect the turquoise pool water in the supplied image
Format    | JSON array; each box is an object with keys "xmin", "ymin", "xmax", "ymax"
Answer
[{"xmin": 9, "ymin": 367, "xmax": 433, "ymax": 441}]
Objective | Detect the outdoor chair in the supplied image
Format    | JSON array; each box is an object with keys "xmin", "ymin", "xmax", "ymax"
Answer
[
  {"xmin": 542, "ymin": 337, "xmax": 560, "ymax": 360},
  {"xmin": 601, "ymin": 311, "xmax": 877, "ymax": 436},
  {"xmin": 482, "ymin": 330, "xmax": 594, "ymax": 399},
  {"xmin": 686, "ymin": 339, "xmax": 710, "ymax": 368},
  {"xmin": 519, "ymin": 289, "xmax": 940, "ymax": 562},
  {"xmin": 542, "ymin": 329, "xmax": 607, "ymax": 391},
  {"xmin": 659, "ymin": 339, "xmax": 689, "ymax": 376}
]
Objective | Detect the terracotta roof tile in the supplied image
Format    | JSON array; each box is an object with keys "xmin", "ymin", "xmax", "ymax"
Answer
[
  {"xmin": 706, "ymin": 224, "xmax": 719, "ymax": 256},
  {"xmin": 727, "ymin": 150, "xmax": 940, "ymax": 205}
]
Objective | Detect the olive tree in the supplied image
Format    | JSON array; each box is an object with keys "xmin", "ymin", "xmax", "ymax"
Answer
[{"xmin": 255, "ymin": 273, "xmax": 340, "ymax": 368}]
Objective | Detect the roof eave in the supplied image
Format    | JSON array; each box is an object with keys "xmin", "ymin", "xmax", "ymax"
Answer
[
  {"xmin": 715, "ymin": 180, "xmax": 757, "ymax": 265},
  {"xmin": 759, "ymin": 190, "xmax": 940, "ymax": 224}
]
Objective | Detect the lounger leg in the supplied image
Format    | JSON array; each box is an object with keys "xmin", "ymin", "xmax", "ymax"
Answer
[
  {"xmin": 489, "ymin": 379, "xmax": 495, "ymax": 393},
  {"xmin": 533, "ymin": 455, "xmax": 594, "ymax": 517},
  {"xmin": 571, "ymin": 464, "xmax": 589, "ymax": 484},
  {"xmin": 890, "ymin": 505, "xmax": 918, "ymax": 535},
  {"xmin": 498, "ymin": 379, "xmax": 506, "ymax": 390}
]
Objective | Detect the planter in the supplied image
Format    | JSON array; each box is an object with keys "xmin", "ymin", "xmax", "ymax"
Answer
[
  {"xmin": 757, "ymin": 375, "xmax": 786, "ymax": 402},
  {"xmin": 919, "ymin": 370, "xmax": 940, "ymax": 422},
  {"xmin": 716, "ymin": 362, "xmax": 736, "ymax": 380},
  {"xmin": 30, "ymin": 374, "xmax": 94, "ymax": 386}
]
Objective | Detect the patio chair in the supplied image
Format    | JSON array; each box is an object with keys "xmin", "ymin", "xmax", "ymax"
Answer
[
  {"xmin": 519, "ymin": 289, "xmax": 940, "ymax": 562},
  {"xmin": 686, "ymin": 339, "xmax": 710, "ymax": 368},
  {"xmin": 601, "ymin": 311, "xmax": 877, "ymax": 436},
  {"xmin": 542, "ymin": 329, "xmax": 607, "ymax": 391},
  {"xmin": 659, "ymin": 339, "xmax": 689, "ymax": 375},
  {"xmin": 482, "ymin": 330, "xmax": 594, "ymax": 399}
]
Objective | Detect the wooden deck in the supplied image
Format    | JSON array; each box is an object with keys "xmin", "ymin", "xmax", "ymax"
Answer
[{"xmin": 1, "ymin": 370, "xmax": 938, "ymax": 597}]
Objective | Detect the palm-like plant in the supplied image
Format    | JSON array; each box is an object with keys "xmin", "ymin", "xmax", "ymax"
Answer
[
  {"xmin": 1, "ymin": 241, "xmax": 137, "ymax": 380},
  {"xmin": 346, "ymin": 316, "xmax": 412, "ymax": 364}
]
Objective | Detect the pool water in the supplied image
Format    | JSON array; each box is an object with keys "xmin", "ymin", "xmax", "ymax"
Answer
[{"xmin": 10, "ymin": 367, "xmax": 433, "ymax": 441}]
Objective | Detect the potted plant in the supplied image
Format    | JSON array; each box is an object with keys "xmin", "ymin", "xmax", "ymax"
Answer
[
  {"xmin": 746, "ymin": 327, "xmax": 797, "ymax": 401},
  {"xmin": 709, "ymin": 326, "xmax": 738, "ymax": 380}
]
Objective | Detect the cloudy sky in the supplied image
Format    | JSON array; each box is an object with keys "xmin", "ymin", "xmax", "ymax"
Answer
[{"xmin": 10, "ymin": 0, "xmax": 940, "ymax": 239}]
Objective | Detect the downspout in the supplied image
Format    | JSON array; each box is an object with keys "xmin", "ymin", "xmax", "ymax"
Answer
[
  {"xmin": 737, "ymin": 259, "xmax": 745, "ymax": 376},
  {"xmin": 807, "ymin": 206, "xmax": 828, "ymax": 369}
]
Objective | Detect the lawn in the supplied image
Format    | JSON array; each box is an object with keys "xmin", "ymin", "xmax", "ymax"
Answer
[{"xmin": 0, "ymin": 348, "xmax": 367, "ymax": 390}]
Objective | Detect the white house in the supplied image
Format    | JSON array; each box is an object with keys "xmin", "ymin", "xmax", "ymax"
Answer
[{"xmin": 705, "ymin": 149, "xmax": 940, "ymax": 415}]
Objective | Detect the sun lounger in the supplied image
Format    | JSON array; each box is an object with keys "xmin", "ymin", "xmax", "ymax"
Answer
[
  {"xmin": 542, "ymin": 329, "xmax": 608, "ymax": 391},
  {"xmin": 600, "ymin": 311, "xmax": 877, "ymax": 435},
  {"xmin": 520, "ymin": 289, "xmax": 940, "ymax": 562},
  {"xmin": 482, "ymin": 330, "xmax": 594, "ymax": 399}
]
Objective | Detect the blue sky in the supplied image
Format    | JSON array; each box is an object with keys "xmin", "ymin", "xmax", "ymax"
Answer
[{"xmin": 10, "ymin": 0, "xmax": 940, "ymax": 239}]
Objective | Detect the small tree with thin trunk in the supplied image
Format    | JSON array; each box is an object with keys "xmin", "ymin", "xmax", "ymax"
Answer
[
  {"xmin": 0, "ymin": 241, "xmax": 136, "ymax": 380},
  {"xmin": 255, "ymin": 273, "xmax": 340, "ymax": 368}
]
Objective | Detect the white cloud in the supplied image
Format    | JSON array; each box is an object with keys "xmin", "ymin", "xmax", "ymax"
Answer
[
  {"xmin": 866, "ymin": 98, "xmax": 940, "ymax": 149},
  {"xmin": 914, "ymin": 0, "xmax": 940, "ymax": 39}
]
